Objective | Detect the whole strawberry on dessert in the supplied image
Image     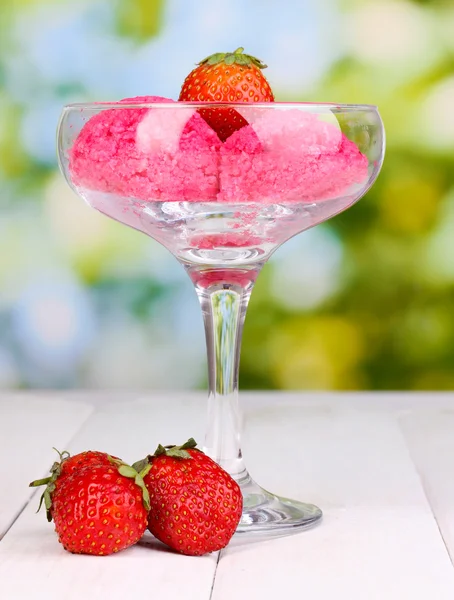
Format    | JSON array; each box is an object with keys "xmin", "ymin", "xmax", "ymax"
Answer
[
  {"xmin": 179, "ymin": 47, "xmax": 274, "ymax": 142},
  {"xmin": 31, "ymin": 452, "xmax": 151, "ymax": 556},
  {"xmin": 134, "ymin": 439, "xmax": 242, "ymax": 556}
]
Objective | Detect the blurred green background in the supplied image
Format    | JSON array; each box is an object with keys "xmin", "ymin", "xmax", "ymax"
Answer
[{"xmin": 0, "ymin": 0, "xmax": 453, "ymax": 391}]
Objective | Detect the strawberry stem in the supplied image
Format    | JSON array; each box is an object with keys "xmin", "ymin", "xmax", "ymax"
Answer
[{"xmin": 52, "ymin": 448, "xmax": 70, "ymax": 462}]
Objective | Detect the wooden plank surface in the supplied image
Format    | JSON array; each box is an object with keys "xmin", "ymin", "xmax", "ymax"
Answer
[
  {"xmin": 0, "ymin": 394, "xmax": 216, "ymax": 600},
  {"xmin": 1, "ymin": 393, "xmax": 454, "ymax": 600},
  {"xmin": 214, "ymin": 404, "xmax": 454, "ymax": 600},
  {"xmin": 399, "ymin": 408, "xmax": 454, "ymax": 563},
  {"xmin": 0, "ymin": 393, "xmax": 93, "ymax": 539}
]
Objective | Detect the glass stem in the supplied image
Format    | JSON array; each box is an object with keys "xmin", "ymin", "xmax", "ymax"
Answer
[{"xmin": 191, "ymin": 268, "xmax": 259, "ymax": 480}]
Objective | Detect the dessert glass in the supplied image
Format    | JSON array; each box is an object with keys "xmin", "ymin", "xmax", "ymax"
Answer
[{"xmin": 58, "ymin": 101, "xmax": 385, "ymax": 535}]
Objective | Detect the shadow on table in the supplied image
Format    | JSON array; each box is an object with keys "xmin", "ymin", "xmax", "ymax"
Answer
[{"xmin": 136, "ymin": 532, "xmax": 176, "ymax": 554}]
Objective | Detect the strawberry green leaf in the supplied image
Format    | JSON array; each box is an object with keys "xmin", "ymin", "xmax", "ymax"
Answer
[
  {"xmin": 36, "ymin": 492, "xmax": 45, "ymax": 514},
  {"xmin": 131, "ymin": 457, "xmax": 150, "ymax": 473},
  {"xmin": 234, "ymin": 54, "xmax": 249, "ymax": 66},
  {"xmin": 30, "ymin": 448, "xmax": 71, "ymax": 522},
  {"xmin": 205, "ymin": 53, "xmax": 225, "ymax": 66},
  {"xmin": 29, "ymin": 477, "xmax": 52, "ymax": 488},
  {"xmin": 118, "ymin": 465, "xmax": 139, "ymax": 479},
  {"xmin": 154, "ymin": 444, "xmax": 167, "ymax": 457},
  {"xmin": 152, "ymin": 438, "xmax": 198, "ymax": 460},
  {"xmin": 250, "ymin": 57, "xmax": 268, "ymax": 69},
  {"xmin": 44, "ymin": 489, "xmax": 53, "ymax": 522},
  {"xmin": 139, "ymin": 463, "xmax": 152, "ymax": 479},
  {"xmin": 180, "ymin": 438, "xmax": 198, "ymax": 450},
  {"xmin": 165, "ymin": 448, "xmax": 192, "ymax": 459},
  {"xmin": 134, "ymin": 474, "xmax": 151, "ymax": 511}
]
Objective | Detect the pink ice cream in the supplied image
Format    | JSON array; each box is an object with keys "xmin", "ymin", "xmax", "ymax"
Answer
[
  {"xmin": 70, "ymin": 96, "xmax": 221, "ymax": 202},
  {"xmin": 70, "ymin": 99, "xmax": 369, "ymax": 204},
  {"xmin": 218, "ymin": 109, "xmax": 368, "ymax": 203}
]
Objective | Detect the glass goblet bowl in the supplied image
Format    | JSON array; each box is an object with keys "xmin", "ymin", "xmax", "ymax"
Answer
[{"xmin": 58, "ymin": 100, "xmax": 385, "ymax": 536}]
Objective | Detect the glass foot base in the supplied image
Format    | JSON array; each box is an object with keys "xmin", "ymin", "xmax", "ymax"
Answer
[{"xmin": 236, "ymin": 474, "xmax": 322, "ymax": 537}]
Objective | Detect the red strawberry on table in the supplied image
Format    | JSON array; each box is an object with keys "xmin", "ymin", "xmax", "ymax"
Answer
[
  {"xmin": 32, "ymin": 457, "xmax": 151, "ymax": 556},
  {"xmin": 30, "ymin": 449, "xmax": 119, "ymax": 521},
  {"xmin": 179, "ymin": 47, "xmax": 274, "ymax": 142},
  {"xmin": 51, "ymin": 460, "xmax": 150, "ymax": 555},
  {"xmin": 134, "ymin": 439, "xmax": 242, "ymax": 556}
]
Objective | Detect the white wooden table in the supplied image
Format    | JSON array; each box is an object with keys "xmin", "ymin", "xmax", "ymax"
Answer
[{"xmin": 1, "ymin": 392, "xmax": 454, "ymax": 599}]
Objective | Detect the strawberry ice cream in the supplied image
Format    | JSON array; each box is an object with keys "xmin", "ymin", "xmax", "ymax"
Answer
[
  {"xmin": 218, "ymin": 109, "xmax": 368, "ymax": 203},
  {"xmin": 69, "ymin": 98, "xmax": 369, "ymax": 206},
  {"xmin": 70, "ymin": 96, "xmax": 221, "ymax": 202}
]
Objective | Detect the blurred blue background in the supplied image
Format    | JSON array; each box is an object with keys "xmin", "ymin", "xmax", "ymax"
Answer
[{"xmin": 1, "ymin": 0, "xmax": 454, "ymax": 390}]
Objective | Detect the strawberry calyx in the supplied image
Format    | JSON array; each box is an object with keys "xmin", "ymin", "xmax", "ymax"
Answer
[
  {"xmin": 156, "ymin": 437, "xmax": 199, "ymax": 459},
  {"xmin": 30, "ymin": 449, "xmax": 152, "ymax": 520},
  {"xmin": 197, "ymin": 47, "xmax": 267, "ymax": 70},
  {"xmin": 132, "ymin": 438, "xmax": 199, "ymax": 474},
  {"xmin": 29, "ymin": 448, "xmax": 71, "ymax": 522},
  {"xmin": 107, "ymin": 456, "xmax": 152, "ymax": 511}
]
